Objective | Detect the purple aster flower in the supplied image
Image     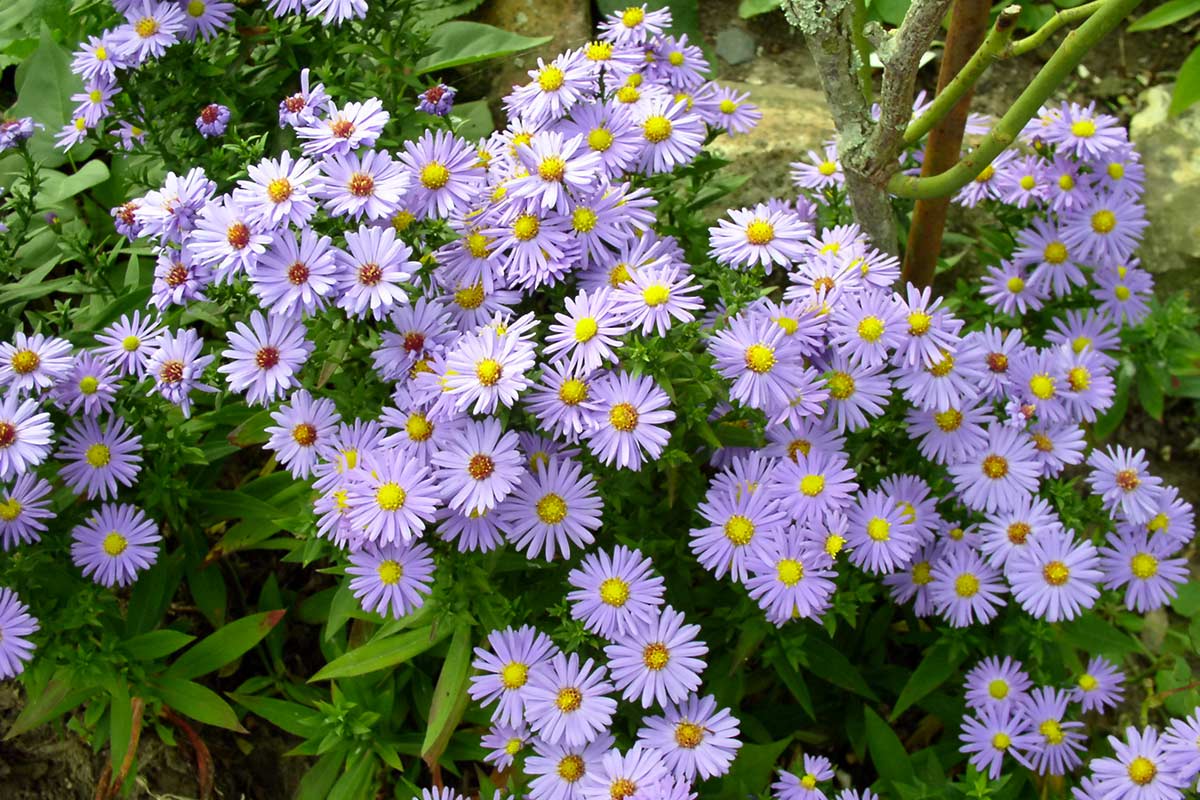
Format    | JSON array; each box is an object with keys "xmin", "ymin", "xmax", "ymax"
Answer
[
  {"xmin": 487, "ymin": 204, "xmax": 576, "ymax": 291},
  {"xmin": 195, "ymin": 103, "xmax": 230, "ymax": 138},
  {"xmin": 264, "ymin": 389, "xmax": 340, "ymax": 479},
  {"xmin": 217, "ymin": 311, "xmax": 312, "ymax": 407},
  {"xmin": 346, "ymin": 540, "xmax": 434, "ymax": 619},
  {"xmin": 150, "ymin": 247, "xmax": 212, "ymax": 309},
  {"xmin": 252, "ymin": 229, "xmax": 339, "ymax": 318},
  {"xmin": 94, "ymin": 312, "xmax": 163, "ymax": 378},
  {"xmin": 746, "ymin": 535, "xmax": 837, "ymax": 624},
  {"xmin": 0, "ymin": 588, "xmax": 38, "ymax": 678},
  {"xmin": 335, "ymin": 225, "xmax": 419, "ymax": 320},
  {"xmin": 146, "ymin": 327, "xmax": 216, "ymax": 418},
  {"xmin": 56, "ymin": 416, "xmax": 142, "ymax": 500},
  {"xmin": 180, "ymin": 0, "xmax": 234, "ymax": 40},
  {"xmin": 959, "ymin": 705, "xmax": 1039, "ymax": 780},
  {"xmin": 1163, "ymin": 711, "xmax": 1200, "ymax": 786},
  {"xmin": 71, "ymin": 78, "xmax": 119, "ymax": 128},
  {"xmin": 111, "ymin": 199, "xmax": 143, "ymax": 238},
  {"xmin": 906, "ymin": 399, "xmax": 993, "ymax": 466},
  {"xmin": 416, "ymin": 83, "xmax": 456, "ymax": 116},
  {"xmin": 135, "ymin": 167, "xmax": 216, "ymax": 245},
  {"xmin": 296, "ymin": 98, "xmax": 389, "ymax": 158},
  {"xmin": 1071, "ymin": 655, "xmax": 1125, "ymax": 713},
  {"xmin": 346, "ymin": 449, "xmax": 441, "ymax": 545},
  {"xmin": 186, "ymin": 196, "xmax": 272, "ymax": 281},
  {"xmin": 1012, "ymin": 218, "xmax": 1087, "ymax": 298},
  {"xmin": 70, "ymin": 503, "xmax": 160, "ymax": 587},
  {"xmin": 828, "ymin": 289, "xmax": 906, "ymax": 368},
  {"xmin": 964, "ymin": 656, "xmax": 1033, "ymax": 713},
  {"xmin": 1017, "ymin": 687, "xmax": 1087, "ymax": 775},
  {"xmin": 233, "ymin": 151, "xmax": 319, "ymax": 229},
  {"xmin": 884, "ymin": 543, "xmax": 938, "ymax": 617},
  {"xmin": 1140, "ymin": 485, "xmax": 1195, "ymax": 549},
  {"xmin": 955, "ymin": 150, "xmax": 1016, "ymax": 207},
  {"xmin": 0, "ymin": 332, "xmax": 73, "ymax": 395},
  {"xmin": 1029, "ymin": 421, "xmax": 1087, "ymax": 477},
  {"xmin": 948, "ymin": 424, "xmax": 1040, "ymax": 514},
  {"xmin": 581, "ymin": 372, "xmax": 674, "ymax": 471},
  {"xmin": 894, "ymin": 345, "xmax": 983, "ymax": 414},
  {"xmin": 1087, "ymin": 445, "xmax": 1164, "ymax": 525},
  {"xmin": 557, "ymin": 99, "xmax": 642, "ymax": 177},
  {"xmin": 604, "ymin": 605, "xmax": 707, "ymax": 708},
  {"xmin": 598, "ymin": 4, "xmax": 671, "ymax": 44},
  {"xmin": 399, "ymin": 129, "xmax": 484, "ymax": 220},
  {"xmin": 470, "ymin": 625, "xmax": 558, "ymax": 728},
  {"xmin": 892, "ymin": 283, "xmax": 964, "ymax": 369},
  {"xmin": 71, "ymin": 34, "xmax": 125, "ymax": 83},
  {"xmin": 637, "ymin": 693, "xmax": 741, "ymax": 782},
  {"xmin": 690, "ymin": 481, "xmax": 787, "ymax": 582},
  {"xmin": 1093, "ymin": 262, "xmax": 1154, "ymax": 326},
  {"xmin": 845, "ymin": 489, "xmax": 919, "ymax": 575},
  {"xmin": 994, "ymin": 154, "xmax": 1049, "ymax": 208},
  {"xmin": 510, "ymin": 132, "xmax": 603, "ymax": 214},
  {"xmin": 499, "ymin": 457, "xmax": 602, "ymax": 561},
  {"xmin": 773, "ymin": 754, "xmax": 837, "ymax": 800},
  {"xmin": 1045, "ymin": 101, "xmax": 1125, "ymax": 159},
  {"xmin": 649, "ymin": 34, "xmax": 708, "ymax": 90},
  {"xmin": 979, "ymin": 496, "xmax": 1063, "ymax": 570},
  {"xmin": 1091, "ymin": 142, "xmax": 1145, "ymax": 197},
  {"xmin": 0, "ymin": 392, "xmax": 52, "ymax": 481},
  {"xmin": 443, "ymin": 328, "xmax": 536, "ymax": 415},
  {"xmin": 1056, "ymin": 346, "xmax": 1114, "ymax": 423},
  {"xmin": 1009, "ymin": 529, "xmax": 1102, "ymax": 622},
  {"xmin": 709, "ymin": 311, "xmax": 812, "ymax": 413},
  {"xmin": 705, "ymin": 84, "xmax": 762, "ymax": 136},
  {"xmin": 767, "ymin": 448, "xmax": 858, "ymax": 524},
  {"xmin": 112, "ymin": 0, "xmax": 184, "ymax": 63},
  {"xmin": 823, "ymin": 353, "xmax": 891, "ymax": 434},
  {"xmin": 709, "ymin": 204, "xmax": 810, "ymax": 273},
  {"xmin": 0, "ymin": 474, "xmax": 53, "ymax": 550},
  {"xmin": 981, "ymin": 261, "xmax": 1046, "ymax": 316},
  {"xmin": 527, "ymin": 734, "xmax": 614, "ymax": 800},
  {"xmin": 567, "ymin": 182, "xmax": 652, "ymax": 267},
  {"xmin": 929, "ymin": 549, "xmax": 1007, "ymax": 627},
  {"xmin": 636, "ymin": 97, "xmax": 705, "ymax": 175},
  {"xmin": 313, "ymin": 149, "xmax": 408, "ymax": 221},
  {"xmin": 545, "ymin": 288, "xmax": 627, "ymax": 373},
  {"xmin": 791, "ymin": 144, "xmax": 844, "ymax": 191},
  {"xmin": 482, "ymin": 722, "xmax": 529, "ymax": 770},
  {"xmin": 566, "ymin": 545, "xmax": 665, "ymax": 639},
  {"xmin": 430, "ymin": 418, "xmax": 525, "ymax": 513},
  {"xmin": 504, "ymin": 50, "xmax": 595, "ymax": 125},
  {"xmin": 614, "ymin": 262, "xmax": 703, "ymax": 336},
  {"xmin": 581, "ymin": 744, "xmax": 670, "ymax": 800},
  {"xmin": 304, "ymin": 0, "xmax": 367, "ymax": 27},
  {"xmin": 524, "ymin": 652, "xmax": 617, "ymax": 747},
  {"xmin": 1062, "ymin": 194, "xmax": 1148, "ymax": 266},
  {"xmin": 278, "ymin": 69, "xmax": 329, "ymax": 128},
  {"xmin": 1089, "ymin": 726, "xmax": 1185, "ymax": 799},
  {"xmin": 1099, "ymin": 530, "xmax": 1187, "ymax": 613}
]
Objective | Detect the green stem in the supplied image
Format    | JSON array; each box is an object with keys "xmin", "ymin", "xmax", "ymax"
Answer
[
  {"xmin": 852, "ymin": 0, "xmax": 874, "ymax": 105},
  {"xmin": 887, "ymin": 0, "xmax": 1143, "ymax": 200},
  {"xmin": 903, "ymin": 5, "xmax": 1021, "ymax": 147},
  {"xmin": 1005, "ymin": 0, "xmax": 1105, "ymax": 57}
]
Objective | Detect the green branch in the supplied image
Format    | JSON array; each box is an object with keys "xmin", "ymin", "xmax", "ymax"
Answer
[
  {"xmin": 902, "ymin": 5, "xmax": 1021, "ymax": 147},
  {"xmin": 852, "ymin": 0, "xmax": 874, "ymax": 105},
  {"xmin": 1005, "ymin": 0, "xmax": 1105, "ymax": 58},
  {"xmin": 887, "ymin": 0, "xmax": 1143, "ymax": 200}
]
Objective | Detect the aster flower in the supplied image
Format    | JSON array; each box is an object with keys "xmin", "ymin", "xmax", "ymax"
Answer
[
  {"xmin": 613, "ymin": 263, "xmax": 703, "ymax": 336},
  {"xmin": 500, "ymin": 457, "xmax": 602, "ymax": 561},
  {"xmin": 906, "ymin": 399, "xmax": 993, "ymax": 466},
  {"xmin": 636, "ymin": 98, "xmax": 705, "ymax": 175},
  {"xmin": 894, "ymin": 346, "xmax": 983, "ymax": 414},
  {"xmin": 113, "ymin": 0, "xmax": 185, "ymax": 63},
  {"xmin": 0, "ymin": 392, "xmax": 50, "ymax": 482},
  {"xmin": 1089, "ymin": 726, "xmax": 1185, "ymax": 799},
  {"xmin": 335, "ymin": 225, "xmax": 419, "ymax": 320},
  {"xmin": 416, "ymin": 83, "xmax": 456, "ymax": 116},
  {"xmin": 1087, "ymin": 445, "xmax": 1164, "ymax": 525},
  {"xmin": 218, "ymin": 311, "xmax": 312, "ymax": 406},
  {"xmin": 1012, "ymin": 218, "xmax": 1087, "ymax": 298},
  {"xmin": 150, "ymin": 247, "xmax": 211, "ymax": 309},
  {"xmin": 71, "ymin": 34, "xmax": 125, "ymax": 83},
  {"xmin": 1162, "ymin": 711, "xmax": 1200, "ymax": 786},
  {"xmin": 948, "ymin": 424, "xmax": 1040, "ymax": 514},
  {"xmin": 1140, "ymin": 485, "xmax": 1195, "ymax": 549},
  {"xmin": 566, "ymin": 545, "xmax": 665, "ymax": 639},
  {"xmin": 146, "ymin": 327, "xmax": 216, "ymax": 418},
  {"xmin": 1093, "ymin": 262, "xmax": 1154, "ymax": 326},
  {"xmin": 557, "ymin": 99, "xmax": 642, "ymax": 177},
  {"xmin": 1099, "ymin": 530, "xmax": 1187, "ymax": 613},
  {"xmin": 637, "ymin": 694, "xmax": 741, "ymax": 782},
  {"xmin": 964, "ymin": 656, "xmax": 1033, "ymax": 713},
  {"xmin": 994, "ymin": 154, "xmax": 1048, "ymax": 208},
  {"xmin": 195, "ymin": 103, "xmax": 230, "ymax": 138},
  {"xmin": 470, "ymin": 625, "xmax": 559, "ymax": 728},
  {"xmin": 598, "ymin": 4, "xmax": 671, "ymax": 44},
  {"xmin": 70, "ymin": 503, "xmax": 161, "ymax": 587},
  {"xmin": 829, "ymin": 289, "xmax": 906, "ymax": 368},
  {"xmin": 252, "ymin": 229, "xmax": 339, "ymax": 318},
  {"xmin": 400, "ymin": 129, "xmax": 484, "ymax": 220},
  {"xmin": 604, "ymin": 605, "xmax": 707, "ymax": 708},
  {"xmin": 892, "ymin": 283, "xmax": 964, "ymax": 369},
  {"xmin": 959, "ymin": 705, "xmax": 1039, "ymax": 780},
  {"xmin": 346, "ymin": 540, "xmax": 434, "ymax": 619},
  {"xmin": 524, "ymin": 652, "xmax": 617, "ymax": 747},
  {"xmin": 0, "ymin": 474, "xmax": 53, "ymax": 551},
  {"xmin": 1062, "ymin": 194, "xmax": 1148, "ymax": 266},
  {"xmin": 981, "ymin": 261, "xmax": 1046, "ymax": 316},
  {"xmin": 929, "ymin": 549, "xmax": 1007, "ymax": 627},
  {"xmin": 705, "ymin": 84, "xmax": 762, "ymax": 136},
  {"xmin": 526, "ymin": 734, "xmax": 614, "ymax": 800},
  {"xmin": 823, "ymin": 354, "xmax": 891, "ymax": 434},
  {"xmin": 180, "ymin": 0, "xmax": 234, "ymax": 40},
  {"xmin": 346, "ymin": 449, "xmax": 441, "ymax": 545},
  {"xmin": 709, "ymin": 312, "xmax": 811, "ymax": 412},
  {"xmin": 56, "ymin": 416, "xmax": 142, "ymax": 500},
  {"xmin": 0, "ymin": 588, "xmax": 38, "ymax": 679},
  {"xmin": 581, "ymin": 744, "xmax": 670, "ymax": 800},
  {"xmin": 510, "ymin": 132, "xmax": 603, "ymax": 214},
  {"xmin": 431, "ymin": 418, "xmax": 525, "ymax": 513},
  {"xmin": 582, "ymin": 372, "xmax": 674, "ymax": 471},
  {"xmin": 278, "ymin": 69, "xmax": 329, "ymax": 128},
  {"xmin": 505, "ymin": 50, "xmax": 595, "ymax": 125},
  {"xmin": 296, "ymin": 98, "xmax": 389, "ymax": 158},
  {"xmin": 313, "ymin": 149, "xmax": 408, "ymax": 221},
  {"xmin": 264, "ymin": 389, "xmax": 341, "ymax": 479},
  {"xmin": 845, "ymin": 489, "xmax": 919, "ymax": 575},
  {"xmin": 186, "ymin": 197, "xmax": 272, "ymax": 281},
  {"xmin": 0, "ymin": 332, "xmax": 73, "ymax": 395},
  {"xmin": 1044, "ymin": 101, "xmax": 1125, "ymax": 159},
  {"xmin": 94, "ymin": 312, "xmax": 163, "ymax": 378},
  {"xmin": 746, "ymin": 536, "xmax": 837, "ymax": 625},
  {"xmin": 135, "ymin": 167, "xmax": 216, "ymax": 245},
  {"xmin": 545, "ymin": 289, "xmax": 627, "ymax": 373},
  {"xmin": 71, "ymin": 78, "xmax": 119, "ymax": 127},
  {"xmin": 709, "ymin": 204, "xmax": 810, "ymax": 273},
  {"xmin": 443, "ymin": 328, "xmax": 536, "ymax": 414},
  {"xmin": 767, "ymin": 448, "xmax": 858, "ymax": 524},
  {"xmin": 1017, "ymin": 687, "xmax": 1087, "ymax": 775},
  {"xmin": 691, "ymin": 480, "xmax": 788, "ymax": 582},
  {"xmin": 1071, "ymin": 655, "xmax": 1125, "ymax": 713},
  {"xmin": 978, "ymin": 496, "xmax": 1063, "ymax": 570},
  {"xmin": 305, "ymin": 0, "xmax": 368, "ymax": 26},
  {"xmin": 488, "ymin": 204, "xmax": 576, "ymax": 290},
  {"xmin": 1008, "ymin": 529, "xmax": 1102, "ymax": 622},
  {"xmin": 883, "ymin": 543, "xmax": 938, "ymax": 617},
  {"xmin": 790, "ymin": 144, "xmax": 843, "ymax": 191},
  {"xmin": 233, "ymin": 151, "xmax": 319, "ymax": 229}
]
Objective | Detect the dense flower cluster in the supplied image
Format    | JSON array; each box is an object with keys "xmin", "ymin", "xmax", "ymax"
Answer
[{"xmin": 0, "ymin": 2, "xmax": 1195, "ymax": 798}]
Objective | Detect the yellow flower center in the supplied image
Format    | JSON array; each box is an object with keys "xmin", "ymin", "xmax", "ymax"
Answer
[
  {"xmin": 1091, "ymin": 209, "xmax": 1116, "ymax": 234},
  {"xmin": 538, "ymin": 156, "xmax": 566, "ymax": 182},
  {"xmin": 608, "ymin": 263, "xmax": 631, "ymax": 287},
  {"xmin": 818, "ymin": 161, "xmax": 837, "ymax": 176},
  {"xmin": 187, "ymin": 0, "xmax": 205, "ymax": 15},
  {"xmin": 642, "ymin": 642, "xmax": 670, "ymax": 670},
  {"xmin": 572, "ymin": 207, "xmax": 599, "ymax": 233},
  {"xmin": 85, "ymin": 443, "xmax": 111, "ymax": 468},
  {"xmin": 1006, "ymin": 276, "xmax": 1025, "ymax": 293},
  {"xmin": 867, "ymin": 517, "xmax": 890, "ymax": 542},
  {"xmin": 513, "ymin": 213, "xmax": 540, "ymax": 241},
  {"xmin": 1043, "ymin": 560, "xmax": 1070, "ymax": 586},
  {"xmin": 907, "ymin": 311, "xmax": 931, "ymax": 336},
  {"xmin": 467, "ymin": 453, "xmax": 495, "ymax": 480},
  {"xmin": 929, "ymin": 352, "xmax": 955, "ymax": 377},
  {"xmin": 536, "ymin": 493, "xmax": 568, "ymax": 524},
  {"xmin": 744, "ymin": 343, "xmax": 775, "ymax": 374},
  {"xmin": 827, "ymin": 371, "xmax": 855, "ymax": 400},
  {"xmin": 1108, "ymin": 162, "xmax": 1125, "ymax": 179},
  {"xmin": 500, "ymin": 661, "xmax": 528, "ymax": 689},
  {"xmin": 11, "ymin": 350, "xmax": 39, "ymax": 374},
  {"xmin": 800, "ymin": 474, "xmax": 825, "ymax": 497},
  {"xmin": 615, "ymin": 86, "xmax": 640, "ymax": 104},
  {"xmin": 1128, "ymin": 756, "xmax": 1157, "ymax": 786},
  {"xmin": 376, "ymin": 482, "xmax": 407, "ymax": 511},
  {"xmin": 992, "ymin": 732, "xmax": 1011, "ymax": 750},
  {"xmin": 643, "ymin": 116, "xmax": 672, "ymax": 143},
  {"xmin": 718, "ymin": 98, "xmax": 737, "ymax": 114},
  {"xmin": 724, "ymin": 514, "xmax": 755, "ymax": 546},
  {"xmin": 954, "ymin": 573, "xmax": 980, "ymax": 598},
  {"xmin": 587, "ymin": 127, "xmax": 614, "ymax": 152},
  {"xmin": 982, "ymin": 455, "xmax": 1008, "ymax": 479},
  {"xmin": 420, "ymin": 162, "xmax": 450, "ymax": 190},
  {"xmin": 121, "ymin": 335, "xmax": 141, "ymax": 352},
  {"xmin": 745, "ymin": 219, "xmax": 774, "ymax": 245},
  {"xmin": 610, "ymin": 778, "xmax": 637, "ymax": 800},
  {"xmin": 801, "ymin": 775, "xmax": 819, "ymax": 790},
  {"xmin": 1039, "ymin": 719, "xmax": 1064, "ymax": 745},
  {"xmin": 776, "ymin": 558, "xmax": 804, "ymax": 586},
  {"xmin": 505, "ymin": 738, "xmax": 523, "ymax": 755},
  {"xmin": 466, "ymin": 232, "xmax": 490, "ymax": 258},
  {"xmin": 102, "ymin": 532, "xmax": 128, "ymax": 556},
  {"xmin": 475, "ymin": 358, "xmax": 503, "ymax": 387},
  {"xmin": 988, "ymin": 679, "xmax": 1009, "ymax": 699},
  {"xmin": 1058, "ymin": 173, "xmax": 1076, "ymax": 191},
  {"xmin": 1019, "ymin": 175, "xmax": 1036, "ymax": 190},
  {"xmin": 454, "ymin": 283, "xmax": 485, "ymax": 310},
  {"xmin": 585, "ymin": 41, "xmax": 613, "ymax": 61},
  {"xmin": 1007, "ymin": 522, "xmax": 1030, "ymax": 545},
  {"xmin": 674, "ymin": 722, "xmax": 704, "ymax": 749},
  {"xmin": 538, "ymin": 66, "xmax": 565, "ymax": 92},
  {"xmin": 1147, "ymin": 512, "xmax": 1169, "ymax": 534},
  {"xmin": 912, "ymin": 561, "xmax": 933, "ymax": 585},
  {"xmin": 558, "ymin": 378, "xmax": 589, "ymax": 406},
  {"xmin": 935, "ymin": 409, "xmax": 963, "ymax": 432},
  {"xmin": 95, "ymin": 45, "xmax": 108, "ymax": 60},
  {"xmin": 78, "ymin": 376, "xmax": 100, "ymax": 395},
  {"xmin": 1071, "ymin": 119, "xmax": 1096, "ymax": 138},
  {"xmin": 0, "ymin": 497, "xmax": 22, "ymax": 521},
  {"xmin": 974, "ymin": 165, "xmax": 996, "ymax": 183},
  {"xmin": 377, "ymin": 559, "xmax": 403, "ymax": 585},
  {"xmin": 667, "ymin": 51, "xmax": 684, "ymax": 67},
  {"xmin": 555, "ymin": 687, "xmax": 583, "ymax": 712},
  {"xmin": 1078, "ymin": 673, "xmax": 1098, "ymax": 692},
  {"xmin": 267, "ymin": 177, "xmax": 292, "ymax": 203},
  {"xmin": 1116, "ymin": 469, "xmax": 1141, "ymax": 491},
  {"xmin": 609, "ymin": 402, "xmax": 639, "ymax": 432},
  {"xmin": 621, "ymin": 6, "xmax": 645, "ymax": 26},
  {"xmin": 642, "ymin": 284, "xmax": 670, "ymax": 307},
  {"xmin": 599, "ymin": 577, "xmax": 630, "ymax": 607},
  {"xmin": 558, "ymin": 754, "xmax": 585, "ymax": 782},
  {"xmin": 775, "ymin": 316, "xmax": 798, "ymax": 335},
  {"xmin": 574, "ymin": 317, "xmax": 599, "ymax": 342},
  {"xmin": 1115, "ymin": 284, "xmax": 1132, "ymax": 302},
  {"xmin": 1044, "ymin": 242, "xmax": 1068, "ymax": 263},
  {"xmin": 1067, "ymin": 366, "xmax": 1090, "ymax": 392},
  {"xmin": 404, "ymin": 413, "xmax": 433, "ymax": 442},
  {"xmin": 1130, "ymin": 552, "xmax": 1158, "ymax": 579},
  {"xmin": 857, "ymin": 316, "xmax": 884, "ymax": 342},
  {"xmin": 825, "ymin": 534, "xmax": 846, "ymax": 557},
  {"xmin": 134, "ymin": 17, "xmax": 159, "ymax": 37}
]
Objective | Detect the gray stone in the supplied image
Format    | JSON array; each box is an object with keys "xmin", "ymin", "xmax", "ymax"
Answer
[
  {"xmin": 707, "ymin": 81, "xmax": 834, "ymax": 210},
  {"xmin": 1129, "ymin": 85, "xmax": 1200, "ymax": 297},
  {"xmin": 715, "ymin": 27, "xmax": 758, "ymax": 66}
]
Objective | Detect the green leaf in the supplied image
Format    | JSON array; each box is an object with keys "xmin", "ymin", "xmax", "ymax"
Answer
[
  {"xmin": 192, "ymin": 490, "xmax": 285, "ymax": 521},
  {"xmin": 165, "ymin": 610, "xmax": 286, "ymax": 680},
  {"xmin": 718, "ymin": 738, "xmax": 791, "ymax": 796},
  {"xmin": 1128, "ymin": 0, "xmax": 1200, "ymax": 31},
  {"xmin": 1060, "ymin": 614, "xmax": 1141, "ymax": 658},
  {"xmin": 738, "ymin": 0, "xmax": 780, "ymax": 16},
  {"xmin": 154, "ymin": 678, "xmax": 247, "ymax": 732},
  {"xmin": 864, "ymin": 706, "xmax": 916, "ymax": 788},
  {"xmin": 227, "ymin": 693, "xmax": 321, "ymax": 738},
  {"xmin": 123, "ymin": 629, "xmax": 196, "ymax": 661},
  {"xmin": 12, "ymin": 28, "xmax": 75, "ymax": 167},
  {"xmin": 125, "ymin": 551, "xmax": 185, "ymax": 636},
  {"xmin": 801, "ymin": 637, "xmax": 879, "ymax": 701},
  {"xmin": 762, "ymin": 647, "xmax": 814, "ymax": 720},
  {"xmin": 891, "ymin": 640, "xmax": 964, "ymax": 720},
  {"xmin": 36, "ymin": 161, "xmax": 110, "ymax": 207},
  {"xmin": 1172, "ymin": 581, "xmax": 1200, "ymax": 616},
  {"xmin": 449, "ymin": 100, "xmax": 495, "ymax": 142},
  {"xmin": 5, "ymin": 671, "xmax": 93, "ymax": 739},
  {"xmin": 422, "ymin": 624, "xmax": 474, "ymax": 766},
  {"xmin": 330, "ymin": 749, "xmax": 378, "ymax": 800},
  {"xmin": 1170, "ymin": 44, "xmax": 1200, "ymax": 116},
  {"xmin": 415, "ymin": 22, "xmax": 552, "ymax": 74},
  {"xmin": 310, "ymin": 626, "xmax": 448, "ymax": 681},
  {"xmin": 416, "ymin": 0, "xmax": 487, "ymax": 28},
  {"xmin": 1093, "ymin": 362, "xmax": 1133, "ymax": 439},
  {"xmin": 296, "ymin": 751, "xmax": 346, "ymax": 800},
  {"xmin": 1136, "ymin": 367, "xmax": 1165, "ymax": 420}
]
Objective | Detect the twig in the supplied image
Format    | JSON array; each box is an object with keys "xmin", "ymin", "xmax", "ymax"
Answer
[
  {"xmin": 1003, "ymin": 0, "xmax": 1105, "ymax": 57},
  {"xmin": 903, "ymin": 5, "xmax": 1022, "ymax": 147},
  {"xmin": 888, "ymin": 0, "xmax": 1145, "ymax": 200}
]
